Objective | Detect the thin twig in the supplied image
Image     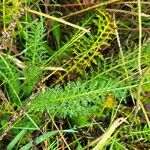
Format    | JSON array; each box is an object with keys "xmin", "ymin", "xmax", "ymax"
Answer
[
  {"xmin": 106, "ymin": 9, "xmax": 150, "ymax": 18},
  {"xmin": 113, "ymin": 14, "xmax": 129, "ymax": 79},
  {"xmin": 62, "ymin": 0, "xmax": 121, "ymax": 19},
  {"xmin": 136, "ymin": 67, "xmax": 150, "ymax": 128},
  {"xmin": 49, "ymin": 114, "xmax": 71, "ymax": 150},
  {"xmin": 137, "ymin": 0, "xmax": 142, "ymax": 75},
  {"xmin": 116, "ymin": 1, "xmax": 150, "ymax": 5}
]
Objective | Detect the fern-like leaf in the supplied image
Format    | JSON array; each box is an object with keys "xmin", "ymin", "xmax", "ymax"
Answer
[{"xmin": 50, "ymin": 10, "xmax": 115, "ymax": 84}]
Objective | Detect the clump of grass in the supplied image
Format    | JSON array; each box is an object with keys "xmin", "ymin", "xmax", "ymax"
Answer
[{"xmin": 0, "ymin": 0, "xmax": 150, "ymax": 149}]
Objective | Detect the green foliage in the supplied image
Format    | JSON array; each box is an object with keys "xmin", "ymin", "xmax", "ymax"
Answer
[
  {"xmin": 21, "ymin": 65, "xmax": 42, "ymax": 98},
  {"xmin": 50, "ymin": 10, "xmax": 115, "ymax": 83},
  {"xmin": 23, "ymin": 20, "xmax": 49, "ymax": 65},
  {"xmin": 7, "ymin": 129, "xmax": 27, "ymax": 150},
  {"xmin": 20, "ymin": 129, "xmax": 75, "ymax": 150},
  {"xmin": 28, "ymin": 75, "xmax": 125, "ymax": 118},
  {"xmin": 127, "ymin": 125, "xmax": 150, "ymax": 142},
  {"xmin": 117, "ymin": 124, "xmax": 150, "ymax": 149},
  {"xmin": 1, "ymin": 1, "xmax": 150, "ymax": 149},
  {"xmin": 27, "ymin": 36, "xmax": 150, "ymax": 118},
  {"xmin": 21, "ymin": 19, "xmax": 50, "ymax": 98},
  {"xmin": 0, "ymin": 55, "xmax": 21, "ymax": 105},
  {"xmin": 0, "ymin": 1, "xmax": 21, "ymax": 25},
  {"xmin": 51, "ymin": 20, "xmax": 61, "ymax": 50}
]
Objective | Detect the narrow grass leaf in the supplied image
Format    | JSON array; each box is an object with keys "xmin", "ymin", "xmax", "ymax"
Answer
[
  {"xmin": 20, "ymin": 129, "xmax": 76, "ymax": 150},
  {"xmin": 7, "ymin": 129, "xmax": 27, "ymax": 150}
]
